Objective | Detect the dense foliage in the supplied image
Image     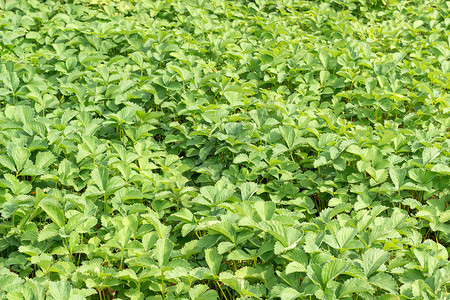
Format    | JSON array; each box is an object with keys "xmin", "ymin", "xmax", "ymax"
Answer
[{"xmin": 0, "ymin": 0, "xmax": 449, "ymax": 299}]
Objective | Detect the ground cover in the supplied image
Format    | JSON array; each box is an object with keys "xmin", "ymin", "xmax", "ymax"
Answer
[{"xmin": 0, "ymin": 0, "xmax": 449, "ymax": 299}]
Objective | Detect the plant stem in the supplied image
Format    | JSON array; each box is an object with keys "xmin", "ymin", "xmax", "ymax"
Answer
[
  {"xmin": 216, "ymin": 281, "xmax": 228, "ymax": 300},
  {"xmin": 120, "ymin": 248, "xmax": 124, "ymax": 269},
  {"xmin": 161, "ymin": 272, "xmax": 166, "ymax": 299}
]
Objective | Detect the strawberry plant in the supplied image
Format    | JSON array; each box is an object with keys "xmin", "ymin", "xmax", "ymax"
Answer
[{"xmin": 0, "ymin": 0, "xmax": 449, "ymax": 299}]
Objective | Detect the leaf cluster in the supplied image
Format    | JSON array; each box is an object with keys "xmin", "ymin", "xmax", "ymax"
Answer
[{"xmin": 0, "ymin": 0, "xmax": 449, "ymax": 299}]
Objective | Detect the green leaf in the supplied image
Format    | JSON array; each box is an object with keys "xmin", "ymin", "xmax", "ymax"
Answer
[
  {"xmin": 205, "ymin": 247, "xmax": 222, "ymax": 275},
  {"xmin": 431, "ymin": 164, "xmax": 450, "ymax": 176},
  {"xmin": 280, "ymin": 126, "xmax": 296, "ymax": 150},
  {"xmin": 38, "ymin": 223, "xmax": 59, "ymax": 241},
  {"xmin": 91, "ymin": 166, "xmax": 109, "ymax": 191},
  {"xmin": 15, "ymin": 105, "xmax": 35, "ymax": 124},
  {"xmin": 189, "ymin": 284, "xmax": 218, "ymax": 300},
  {"xmin": 285, "ymin": 261, "xmax": 307, "ymax": 274},
  {"xmin": 321, "ymin": 259, "xmax": 348, "ymax": 288},
  {"xmin": 307, "ymin": 259, "xmax": 348, "ymax": 291},
  {"xmin": 365, "ymin": 78, "xmax": 376, "ymax": 94},
  {"xmin": 0, "ymin": 155, "xmax": 16, "ymax": 172},
  {"xmin": 117, "ymin": 269, "xmax": 139, "ymax": 282},
  {"xmin": 117, "ymin": 227, "xmax": 132, "ymax": 249},
  {"xmin": 307, "ymin": 264, "xmax": 325, "ymax": 289},
  {"xmin": 335, "ymin": 227, "xmax": 358, "ymax": 250},
  {"xmin": 240, "ymin": 182, "xmax": 258, "ymax": 201},
  {"xmin": 39, "ymin": 200, "xmax": 65, "ymax": 228},
  {"xmin": 35, "ymin": 151, "xmax": 56, "ymax": 170},
  {"xmin": 124, "ymin": 289, "xmax": 144, "ymax": 300},
  {"xmin": 279, "ymin": 287, "xmax": 301, "ymax": 300},
  {"xmin": 217, "ymin": 242, "xmax": 235, "ymax": 254},
  {"xmin": 0, "ymin": 267, "xmax": 23, "ymax": 292},
  {"xmin": 11, "ymin": 145, "xmax": 31, "ymax": 172},
  {"xmin": 48, "ymin": 281, "xmax": 71, "ymax": 300},
  {"xmin": 320, "ymin": 70, "xmax": 330, "ymax": 85},
  {"xmin": 219, "ymin": 272, "xmax": 246, "ymax": 297},
  {"xmin": 337, "ymin": 278, "xmax": 374, "ymax": 297},
  {"xmin": 362, "ymin": 248, "xmax": 389, "ymax": 277},
  {"xmin": 228, "ymin": 249, "xmax": 252, "ymax": 260},
  {"xmin": 369, "ymin": 272, "xmax": 398, "ymax": 294},
  {"xmin": 422, "ymin": 147, "xmax": 440, "ymax": 166},
  {"xmin": 200, "ymin": 186, "xmax": 234, "ymax": 205},
  {"xmin": 143, "ymin": 210, "xmax": 171, "ymax": 238},
  {"xmin": 155, "ymin": 238, "xmax": 173, "ymax": 269},
  {"xmin": 3, "ymin": 173, "xmax": 32, "ymax": 195},
  {"xmin": 389, "ymin": 168, "xmax": 406, "ymax": 190},
  {"xmin": 210, "ymin": 222, "xmax": 236, "ymax": 243},
  {"xmin": 254, "ymin": 201, "xmax": 275, "ymax": 221},
  {"xmin": 319, "ymin": 51, "xmax": 331, "ymax": 68}
]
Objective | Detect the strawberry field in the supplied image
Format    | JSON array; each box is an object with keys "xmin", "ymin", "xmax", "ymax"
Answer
[{"xmin": 0, "ymin": 0, "xmax": 449, "ymax": 299}]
